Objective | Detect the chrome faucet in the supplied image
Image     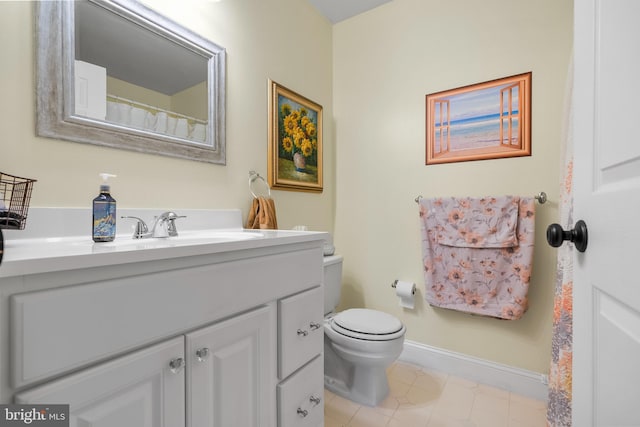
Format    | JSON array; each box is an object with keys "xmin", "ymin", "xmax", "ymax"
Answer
[
  {"xmin": 151, "ymin": 211, "xmax": 185, "ymax": 237},
  {"xmin": 122, "ymin": 211, "xmax": 186, "ymax": 239}
]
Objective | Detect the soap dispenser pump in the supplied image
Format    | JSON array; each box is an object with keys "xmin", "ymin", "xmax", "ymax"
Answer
[{"xmin": 92, "ymin": 173, "xmax": 117, "ymax": 242}]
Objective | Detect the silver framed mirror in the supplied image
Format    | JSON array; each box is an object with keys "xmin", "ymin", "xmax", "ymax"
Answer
[{"xmin": 36, "ymin": 0, "xmax": 226, "ymax": 164}]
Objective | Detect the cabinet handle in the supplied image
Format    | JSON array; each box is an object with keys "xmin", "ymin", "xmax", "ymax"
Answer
[
  {"xmin": 297, "ymin": 329, "xmax": 308, "ymax": 337},
  {"xmin": 309, "ymin": 322, "xmax": 321, "ymax": 331},
  {"xmin": 195, "ymin": 347, "xmax": 210, "ymax": 362},
  {"xmin": 169, "ymin": 357, "xmax": 185, "ymax": 374},
  {"xmin": 309, "ymin": 395, "xmax": 321, "ymax": 406},
  {"xmin": 296, "ymin": 408, "xmax": 308, "ymax": 418}
]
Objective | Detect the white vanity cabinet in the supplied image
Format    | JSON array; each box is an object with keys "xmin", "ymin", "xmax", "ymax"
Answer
[{"xmin": 0, "ymin": 224, "xmax": 327, "ymax": 427}]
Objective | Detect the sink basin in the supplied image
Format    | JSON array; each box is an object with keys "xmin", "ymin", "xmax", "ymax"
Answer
[
  {"xmin": 174, "ymin": 230, "xmax": 264, "ymax": 241},
  {"xmin": 88, "ymin": 229, "xmax": 264, "ymax": 250}
]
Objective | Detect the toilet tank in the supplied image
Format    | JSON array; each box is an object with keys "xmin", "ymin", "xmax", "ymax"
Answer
[{"xmin": 323, "ymin": 255, "xmax": 343, "ymax": 315}]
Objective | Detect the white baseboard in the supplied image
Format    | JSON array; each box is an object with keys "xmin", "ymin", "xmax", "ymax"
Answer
[{"xmin": 398, "ymin": 340, "xmax": 548, "ymax": 401}]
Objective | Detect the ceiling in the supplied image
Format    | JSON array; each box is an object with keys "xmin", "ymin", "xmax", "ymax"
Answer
[{"xmin": 307, "ymin": 0, "xmax": 392, "ymax": 24}]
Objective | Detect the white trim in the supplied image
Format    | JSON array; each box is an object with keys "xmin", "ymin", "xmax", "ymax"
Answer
[{"xmin": 398, "ymin": 340, "xmax": 548, "ymax": 401}]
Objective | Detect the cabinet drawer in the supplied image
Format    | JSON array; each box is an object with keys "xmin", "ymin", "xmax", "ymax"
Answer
[
  {"xmin": 277, "ymin": 355, "xmax": 324, "ymax": 427},
  {"xmin": 278, "ymin": 286, "xmax": 323, "ymax": 379}
]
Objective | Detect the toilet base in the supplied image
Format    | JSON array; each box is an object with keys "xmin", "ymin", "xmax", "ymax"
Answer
[{"xmin": 324, "ymin": 363, "xmax": 390, "ymax": 407}]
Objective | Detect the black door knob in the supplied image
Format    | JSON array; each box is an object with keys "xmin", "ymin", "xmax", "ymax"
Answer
[{"xmin": 546, "ymin": 220, "xmax": 588, "ymax": 252}]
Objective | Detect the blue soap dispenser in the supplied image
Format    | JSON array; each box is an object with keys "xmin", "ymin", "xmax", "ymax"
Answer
[{"xmin": 92, "ymin": 173, "xmax": 117, "ymax": 242}]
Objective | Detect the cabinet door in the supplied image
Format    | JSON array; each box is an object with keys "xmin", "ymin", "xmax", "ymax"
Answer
[
  {"xmin": 186, "ymin": 305, "xmax": 276, "ymax": 427},
  {"xmin": 15, "ymin": 337, "xmax": 185, "ymax": 427}
]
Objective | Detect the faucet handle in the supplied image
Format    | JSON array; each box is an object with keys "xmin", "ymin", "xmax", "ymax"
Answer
[
  {"xmin": 166, "ymin": 214, "xmax": 186, "ymax": 237},
  {"xmin": 121, "ymin": 216, "xmax": 150, "ymax": 239},
  {"xmin": 151, "ymin": 211, "xmax": 186, "ymax": 237}
]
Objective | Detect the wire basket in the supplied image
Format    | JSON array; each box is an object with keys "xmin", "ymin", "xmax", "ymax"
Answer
[{"xmin": 0, "ymin": 172, "xmax": 37, "ymax": 230}]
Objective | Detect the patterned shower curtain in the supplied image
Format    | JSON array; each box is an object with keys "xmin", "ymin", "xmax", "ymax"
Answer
[{"xmin": 546, "ymin": 58, "xmax": 574, "ymax": 427}]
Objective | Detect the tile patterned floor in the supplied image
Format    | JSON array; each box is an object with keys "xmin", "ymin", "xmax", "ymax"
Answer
[{"xmin": 324, "ymin": 361, "xmax": 547, "ymax": 427}]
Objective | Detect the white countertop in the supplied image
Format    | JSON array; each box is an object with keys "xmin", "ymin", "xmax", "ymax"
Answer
[{"xmin": 0, "ymin": 208, "xmax": 329, "ymax": 278}]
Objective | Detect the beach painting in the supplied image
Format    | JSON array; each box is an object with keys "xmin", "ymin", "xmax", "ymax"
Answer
[{"xmin": 425, "ymin": 72, "xmax": 531, "ymax": 165}]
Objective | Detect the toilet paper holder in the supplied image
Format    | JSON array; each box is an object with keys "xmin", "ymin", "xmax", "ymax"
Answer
[{"xmin": 391, "ymin": 280, "xmax": 415, "ymax": 294}]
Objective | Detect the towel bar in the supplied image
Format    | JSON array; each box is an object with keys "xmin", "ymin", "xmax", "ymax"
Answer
[
  {"xmin": 415, "ymin": 192, "xmax": 548, "ymax": 204},
  {"xmin": 534, "ymin": 192, "xmax": 547, "ymax": 204}
]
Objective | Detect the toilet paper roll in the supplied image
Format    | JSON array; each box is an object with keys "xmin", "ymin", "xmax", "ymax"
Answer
[{"xmin": 395, "ymin": 280, "xmax": 416, "ymax": 309}]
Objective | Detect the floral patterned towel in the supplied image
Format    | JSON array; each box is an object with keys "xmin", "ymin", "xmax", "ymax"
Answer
[
  {"xmin": 432, "ymin": 196, "xmax": 520, "ymax": 248},
  {"xmin": 419, "ymin": 196, "xmax": 535, "ymax": 320}
]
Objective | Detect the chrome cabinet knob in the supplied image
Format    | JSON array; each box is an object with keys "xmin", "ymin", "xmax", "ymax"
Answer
[
  {"xmin": 309, "ymin": 322, "xmax": 321, "ymax": 331},
  {"xmin": 309, "ymin": 395, "xmax": 321, "ymax": 406},
  {"xmin": 297, "ymin": 329, "xmax": 308, "ymax": 337},
  {"xmin": 195, "ymin": 347, "xmax": 210, "ymax": 362},
  {"xmin": 296, "ymin": 408, "xmax": 308, "ymax": 418},
  {"xmin": 169, "ymin": 357, "xmax": 185, "ymax": 374}
]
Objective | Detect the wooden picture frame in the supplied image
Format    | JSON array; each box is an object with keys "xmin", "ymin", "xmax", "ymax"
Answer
[
  {"xmin": 268, "ymin": 80, "xmax": 323, "ymax": 192},
  {"xmin": 425, "ymin": 72, "xmax": 531, "ymax": 165}
]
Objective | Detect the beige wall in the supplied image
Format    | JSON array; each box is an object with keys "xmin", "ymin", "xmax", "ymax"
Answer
[
  {"xmin": 107, "ymin": 76, "xmax": 172, "ymax": 111},
  {"xmin": 1, "ymin": 0, "xmax": 573, "ymax": 375},
  {"xmin": 333, "ymin": 0, "xmax": 573, "ymax": 374},
  {"xmin": 171, "ymin": 81, "xmax": 207, "ymax": 121},
  {"xmin": 0, "ymin": 0, "xmax": 334, "ymax": 231}
]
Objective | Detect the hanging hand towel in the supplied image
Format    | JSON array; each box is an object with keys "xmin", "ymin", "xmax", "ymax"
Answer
[
  {"xmin": 419, "ymin": 196, "xmax": 535, "ymax": 320},
  {"xmin": 246, "ymin": 197, "xmax": 278, "ymax": 230}
]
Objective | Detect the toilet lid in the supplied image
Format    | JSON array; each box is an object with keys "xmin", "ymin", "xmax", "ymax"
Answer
[{"xmin": 331, "ymin": 309, "xmax": 405, "ymax": 341}]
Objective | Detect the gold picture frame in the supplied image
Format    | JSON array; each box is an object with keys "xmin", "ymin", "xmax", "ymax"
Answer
[
  {"xmin": 425, "ymin": 72, "xmax": 532, "ymax": 165},
  {"xmin": 268, "ymin": 80, "xmax": 323, "ymax": 192}
]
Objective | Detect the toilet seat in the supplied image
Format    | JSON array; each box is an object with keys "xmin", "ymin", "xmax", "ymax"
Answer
[{"xmin": 331, "ymin": 308, "xmax": 405, "ymax": 341}]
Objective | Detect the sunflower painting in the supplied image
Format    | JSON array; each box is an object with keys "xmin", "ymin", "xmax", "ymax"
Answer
[{"xmin": 268, "ymin": 80, "xmax": 323, "ymax": 192}]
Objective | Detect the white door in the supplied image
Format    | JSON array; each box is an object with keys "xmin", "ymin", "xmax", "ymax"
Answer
[
  {"xmin": 186, "ymin": 305, "xmax": 275, "ymax": 427},
  {"xmin": 573, "ymin": 0, "xmax": 640, "ymax": 425},
  {"xmin": 15, "ymin": 337, "xmax": 186, "ymax": 427}
]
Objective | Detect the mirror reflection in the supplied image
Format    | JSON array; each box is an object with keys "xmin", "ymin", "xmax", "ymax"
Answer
[
  {"xmin": 74, "ymin": 1, "xmax": 208, "ymax": 143},
  {"xmin": 36, "ymin": 0, "xmax": 227, "ymax": 164}
]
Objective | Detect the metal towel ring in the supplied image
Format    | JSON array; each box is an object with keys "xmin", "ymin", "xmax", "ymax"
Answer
[{"xmin": 249, "ymin": 171, "xmax": 271, "ymax": 198}]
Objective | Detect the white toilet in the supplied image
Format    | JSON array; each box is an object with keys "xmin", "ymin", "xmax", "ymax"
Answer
[{"xmin": 323, "ymin": 255, "xmax": 406, "ymax": 406}]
